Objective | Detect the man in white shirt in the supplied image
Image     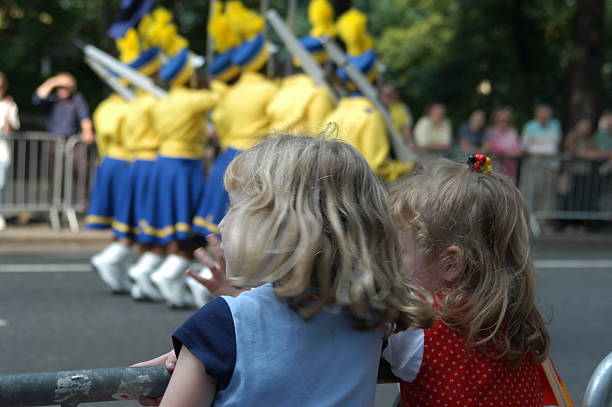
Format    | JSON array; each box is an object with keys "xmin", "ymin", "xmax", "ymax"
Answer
[{"xmin": 413, "ymin": 103, "xmax": 452, "ymax": 153}]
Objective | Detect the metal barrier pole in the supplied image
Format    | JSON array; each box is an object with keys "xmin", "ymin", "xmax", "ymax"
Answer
[
  {"xmin": 63, "ymin": 137, "xmax": 79, "ymax": 233},
  {"xmin": 0, "ymin": 366, "xmax": 170, "ymax": 407},
  {"xmin": 582, "ymin": 352, "xmax": 612, "ymax": 407},
  {"xmin": 50, "ymin": 137, "xmax": 65, "ymax": 231}
]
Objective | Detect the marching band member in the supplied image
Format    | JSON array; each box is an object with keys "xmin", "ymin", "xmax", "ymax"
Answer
[
  {"xmin": 192, "ymin": 2, "xmax": 277, "ymax": 240},
  {"xmin": 141, "ymin": 41, "xmax": 219, "ymax": 308},
  {"xmin": 266, "ymin": 0, "xmax": 336, "ymax": 135},
  {"xmin": 324, "ymin": 9, "xmax": 411, "ymax": 181},
  {"xmin": 91, "ymin": 26, "xmax": 164, "ymax": 293},
  {"xmin": 86, "ymin": 90, "xmax": 131, "ymax": 293},
  {"xmin": 96, "ymin": 26, "xmax": 165, "ymax": 299}
]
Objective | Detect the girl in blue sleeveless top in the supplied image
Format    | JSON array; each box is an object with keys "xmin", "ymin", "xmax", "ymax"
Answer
[{"xmin": 160, "ymin": 135, "xmax": 432, "ymax": 406}]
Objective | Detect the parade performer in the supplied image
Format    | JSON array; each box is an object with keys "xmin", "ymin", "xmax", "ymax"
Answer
[
  {"xmin": 324, "ymin": 9, "xmax": 410, "ymax": 181},
  {"xmin": 161, "ymin": 135, "xmax": 433, "ymax": 406},
  {"xmin": 192, "ymin": 2, "xmax": 277, "ymax": 239},
  {"xmin": 135, "ymin": 38, "xmax": 220, "ymax": 308},
  {"xmin": 92, "ymin": 25, "xmax": 164, "ymax": 299},
  {"xmin": 383, "ymin": 157, "xmax": 572, "ymax": 407},
  {"xmin": 87, "ymin": 91, "xmax": 131, "ymax": 293},
  {"xmin": 90, "ymin": 25, "xmax": 163, "ymax": 293},
  {"xmin": 266, "ymin": 0, "xmax": 336, "ymax": 135}
]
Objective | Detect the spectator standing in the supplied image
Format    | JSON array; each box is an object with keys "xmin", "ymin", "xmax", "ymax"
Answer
[
  {"xmin": 522, "ymin": 104, "xmax": 561, "ymax": 155},
  {"xmin": 594, "ymin": 113, "xmax": 612, "ymax": 153},
  {"xmin": 0, "ymin": 71, "xmax": 20, "ymax": 231},
  {"xmin": 484, "ymin": 108, "xmax": 523, "ymax": 181},
  {"xmin": 559, "ymin": 119, "xmax": 602, "ymax": 228},
  {"xmin": 520, "ymin": 104, "xmax": 562, "ymax": 213},
  {"xmin": 458, "ymin": 109, "xmax": 486, "ymax": 154},
  {"xmin": 380, "ymin": 84, "xmax": 413, "ymax": 146},
  {"xmin": 413, "ymin": 103, "xmax": 452, "ymax": 154},
  {"xmin": 32, "ymin": 73, "xmax": 94, "ymax": 143}
]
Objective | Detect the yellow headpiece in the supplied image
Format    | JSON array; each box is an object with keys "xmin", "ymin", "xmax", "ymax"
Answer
[
  {"xmin": 336, "ymin": 9, "xmax": 374, "ymax": 56},
  {"xmin": 226, "ymin": 1, "xmax": 265, "ymax": 41},
  {"xmin": 308, "ymin": 0, "xmax": 336, "ymax": 38},
  {"xmin": 208, "ymin": 2, "xmax": 241, "ymax": 52},
  {"xmin": 116, "ymin": 28, "xmax": 140, "ymax": 63}
]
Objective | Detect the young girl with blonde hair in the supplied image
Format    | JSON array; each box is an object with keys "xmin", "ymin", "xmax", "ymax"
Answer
[
  {"xmin": 160, "ymin": 135, "xmax": 432, "ymax": 406},
  {"xmin": 383, "ymin": 156, "xmax": 565, "ymax": 406}
]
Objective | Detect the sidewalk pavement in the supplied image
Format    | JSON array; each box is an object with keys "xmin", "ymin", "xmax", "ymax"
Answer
[
  {"xmin": 1, "ymin": 224, "xmax": 612, "ymax": 254},
  {"xmin": 0, "ymin": 224, "xmax": 112, "ymax": 252}
]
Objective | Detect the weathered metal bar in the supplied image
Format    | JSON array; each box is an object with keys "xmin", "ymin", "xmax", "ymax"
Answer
[
  {"xmin": 322, "ymin": 38, "xmax": 414, "ymax": 162},
  {"xmin": 581, "ymin": 352, "xmax": 612, "ymax": 407},
  {"xmin": 0, "ymin": 366, "xmax": 170, "ymax": 407}
]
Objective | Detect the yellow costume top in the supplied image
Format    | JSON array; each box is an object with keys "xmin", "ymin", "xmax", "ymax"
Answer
[
  {"xmin": 93, "ymin": 94, "xmax": 130, "ymax": 161},
  {"xmin": 212, "ymin": 72, "xmax": 278, "ymax": 150},
  {"xmin": 389, "ymin": 101, "xmax": 412, "ymax": 135},
  {"xmin": 153, "ymin": 87, "xmax": 219, "ymax": 159},
  {"xmin": 123, "ymin": 91, "xmax": 159, "ymax": 161},
  {"xmin": 266, "ymin": 73, "xmax": 335, "ymax": 135},
  {"xmin": 324, "ymin": 96, "xmax": 411, "ymax": 181}
]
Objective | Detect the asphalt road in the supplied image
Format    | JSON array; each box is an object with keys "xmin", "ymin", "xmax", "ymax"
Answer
[{"xmin": 1, "ymin": 239, "xmax": 611, "ymax": 406}]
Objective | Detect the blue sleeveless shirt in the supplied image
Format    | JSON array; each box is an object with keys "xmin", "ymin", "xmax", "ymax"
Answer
[{"xmin": 173, "ymin": 284, "xmax": 383, "ymax": 406}]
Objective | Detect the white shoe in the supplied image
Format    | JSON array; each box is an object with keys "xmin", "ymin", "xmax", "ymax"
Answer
[
  {"xmin": 151, "ymin": 255, "xmax": 193, "ymax": 308},
  {"xmin": 91, "ymin": 243, "xmax": 133, "ymax": 293},
  {"xmin": 128, "ymin": 252, "xmax": 164, "ymax": 301},
  {"xmin": 0, "ymin": 216, "xmax": 6, "ymax": 231},
  {"xmin": 130, "ymin": 284, "xmax": 146, "ymax": 300},
  {"xmin": 92, "ymin": 258, "xmax": 132, "ymax": 293},
  {"xmin": 186, "ymin": 266, "xmax": 213, "ymax": 308}
]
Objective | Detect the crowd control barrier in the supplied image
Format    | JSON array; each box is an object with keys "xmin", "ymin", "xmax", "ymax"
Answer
[
  {"xmin": 0, "ymin": 132, "xmax": 96, "ymax": 232},
  {"xmin": 519, "ymin": 156, "xmax": 612, "ymax": 235}
]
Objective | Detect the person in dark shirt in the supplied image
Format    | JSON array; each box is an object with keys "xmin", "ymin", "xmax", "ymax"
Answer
[
  {"xmin": 32, "ymin": 73, "xmax": 94, "ymax": 143},
  {"xmin": 458, "ymin": 109, "xmax": 486, "ymax": 154}
]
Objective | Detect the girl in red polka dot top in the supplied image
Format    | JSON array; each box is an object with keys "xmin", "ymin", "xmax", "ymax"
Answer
[{"xmin": 383, "ymin": 159, "xmax": 567, "ymax": 407}]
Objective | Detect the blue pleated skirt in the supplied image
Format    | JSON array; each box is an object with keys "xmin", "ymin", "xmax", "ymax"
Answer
[
  {"xmin": 112, "ymin": 159, "xmax": 156, "ymax": 241},
  {"xmin": 193, "ymin": 148, "xmax": 241, "ymax": 237},
  {"xmin": 85, "ymin": 157, "xmax": 130, "ymax": 230},
  {"xmin": 139, "ymin": 155, "xmax": 206, "ymax": 246}
]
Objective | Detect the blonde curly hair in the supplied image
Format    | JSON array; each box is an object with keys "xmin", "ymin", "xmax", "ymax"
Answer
[
  {"xmin": 223, "ymin": 134, "xmax": 433, "ymax": 332},
  {"xmin": 389, "ymin": 159, "xmax": 550, "ymax": 369}
]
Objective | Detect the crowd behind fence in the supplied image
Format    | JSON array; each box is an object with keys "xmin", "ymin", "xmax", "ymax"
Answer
[{"xmin": 0, "ymin": 132, "xmax": 610, "ymax": 234}]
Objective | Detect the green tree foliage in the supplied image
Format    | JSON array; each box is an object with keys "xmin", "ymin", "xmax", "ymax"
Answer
[{"xmin": 370, "ymin": 0, "xmax": 582, "ymax": 125}]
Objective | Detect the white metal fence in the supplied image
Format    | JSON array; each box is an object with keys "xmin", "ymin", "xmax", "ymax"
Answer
[{"xmin": 0, "ymin": 132, "xmax": 96, "ymax": 231}]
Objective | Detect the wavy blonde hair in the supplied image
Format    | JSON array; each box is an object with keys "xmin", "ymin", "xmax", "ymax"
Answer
[
  {"xmin": 389, "ymin": 159, "xmax": 549, "ymax": 368},
  {"xmin": 223, "ymin": 134, "xmax": 432, "ymax": 331}
]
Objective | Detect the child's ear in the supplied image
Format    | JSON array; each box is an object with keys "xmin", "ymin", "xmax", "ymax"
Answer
[{"xmin": 441, "ymin": 245, "xmax": 464, "ymax": 283}]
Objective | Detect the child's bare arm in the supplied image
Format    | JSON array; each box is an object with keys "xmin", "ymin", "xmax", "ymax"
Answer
[{"xmin": 160, "ymin": 347, "xmax": 216, "ymax": 407}]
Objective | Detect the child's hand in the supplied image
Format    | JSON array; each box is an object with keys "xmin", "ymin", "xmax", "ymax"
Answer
[
  {"xmin": 189, "ymin": 235, "xmax": 242, "ymax": 298},
  {"xmin": 131, "ymin": 350, "xmax": 176, "ymax": 406}
]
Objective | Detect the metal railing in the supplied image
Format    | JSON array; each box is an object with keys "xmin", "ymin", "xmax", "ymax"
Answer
[
  {"xmin": 0, "ymin": 132, "xmax": 96, "ymax": 232},
  {"xmin": 0, "ymin": 132, "xmax": 65, "ymax": 230},
  {"xmin": 0, "ymin": 366, "xmax": 169, "ymax": 407},
  {"xmin": 582, "ymin": 352, "xmax": 612, "ymax": 407},
  {"xmin": 2, "ymin": 352, "xmax": 612, "ymax": 406},
  {"xmin": 519, "ymin": 155, "xmax": 612, "ymax": 235}
]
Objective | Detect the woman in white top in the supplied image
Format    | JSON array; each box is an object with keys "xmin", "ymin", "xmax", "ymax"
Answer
[{"xmin": 0, "ymin": 71, "xmax": 20, "ymax": 230}]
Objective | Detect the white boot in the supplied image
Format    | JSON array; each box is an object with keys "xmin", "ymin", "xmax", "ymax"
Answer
[
  {"xmin": 151, "ymin": 255, "xmax": 193, "ymax": 308},
  {"xmin": 186, "ymin": 265, "xmax": 213, "ymax": 308},
  {"xmin": 0, "ymin": 215, "xmax": 6, "ymax": 231},
  {"xmin": 128, "ymin": 252, "xmax": 164, "ymax": 301},
  {"xmin": 91, "ymin": 242, "xmax": 133, "ymax": 293}
]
